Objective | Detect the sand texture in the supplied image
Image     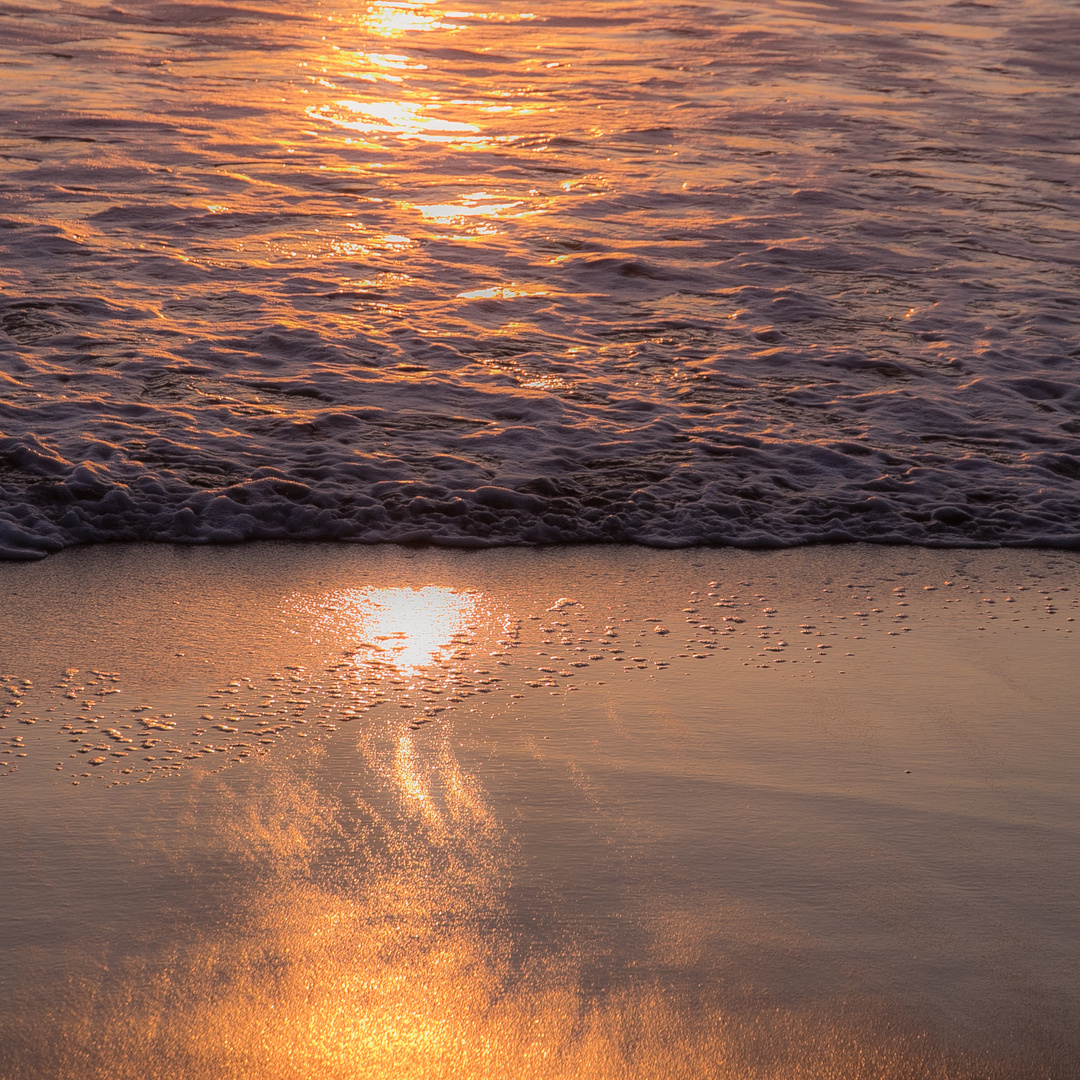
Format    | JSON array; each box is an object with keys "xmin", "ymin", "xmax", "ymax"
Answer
[{"xmin": 0, "ymin": 543, "xmax": 1078, "ymax": 1077}]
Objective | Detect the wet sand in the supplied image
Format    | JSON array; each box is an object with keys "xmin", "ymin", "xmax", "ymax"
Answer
[{"xmin": 1, "ymin": 542, "xmax": 1078, "ymax": 1078}]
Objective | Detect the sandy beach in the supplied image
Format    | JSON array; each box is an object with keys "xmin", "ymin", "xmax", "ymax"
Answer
[{"xmin": 1, "ymin": 541, "xmax": 1078, "ymax": 1078}]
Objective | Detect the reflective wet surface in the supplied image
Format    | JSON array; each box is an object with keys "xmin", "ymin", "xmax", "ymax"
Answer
[{"xmin": 2, "ymin": 543, "xmax": 1079, "ymax": 1077}]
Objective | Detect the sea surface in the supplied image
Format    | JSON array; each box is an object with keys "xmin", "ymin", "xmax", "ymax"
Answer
[{"xmin": 1, "ymin": 0, "xmax": 1079, "ymax": 557}]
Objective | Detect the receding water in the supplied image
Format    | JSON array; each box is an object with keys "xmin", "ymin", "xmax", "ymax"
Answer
[{"xmin": 1, "ymin": 0, "xmax": 1079, "ymax": 556}]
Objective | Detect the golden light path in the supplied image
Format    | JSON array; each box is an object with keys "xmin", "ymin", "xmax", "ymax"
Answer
[{"xmin": 305, "ymin": 0, "xmax": 548, "ymax": 243}]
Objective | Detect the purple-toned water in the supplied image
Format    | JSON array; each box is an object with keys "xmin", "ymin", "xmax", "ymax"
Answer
[{"xmin": 1, "ymin": 0, "xmax": 1079, "ymax": 558}]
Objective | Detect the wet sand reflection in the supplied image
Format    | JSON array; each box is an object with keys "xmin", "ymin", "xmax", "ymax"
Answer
[
  {"xmin": 2, "ymin": 544, "xmax": 1079, "ymax": 1078},
  {"xmin": 1, "ymin": 743, "xmax": 1003, "ymax": 1080}
]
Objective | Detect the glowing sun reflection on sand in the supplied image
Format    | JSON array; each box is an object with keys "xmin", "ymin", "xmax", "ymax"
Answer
[{"xmin": 336, "ymin": 585, "xmax": 479, "ymax": 673}]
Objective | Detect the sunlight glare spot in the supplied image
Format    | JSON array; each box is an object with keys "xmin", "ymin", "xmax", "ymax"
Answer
[
  {"xmin": 310, "ymin": 99, "xmax": 483, "ymax": 142},
  {"xmin": 361, "ymin": 0, "xmax": 459, "ymax": 37},
  {"xmin": 411, "ymin": 193, "xmax": 525, "ymax": 222},
  {"xmin": 457, "ymin": 285, "xmax": 548, "ymax": 299},
  {"xmin": 355, "ymin": 51, "xmax": 428, "ymax": 70},
  {"xmin": 341, "ymin": 586, "xmax": 479, "ymax": 672}
]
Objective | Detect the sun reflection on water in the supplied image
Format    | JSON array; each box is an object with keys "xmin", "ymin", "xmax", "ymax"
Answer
[
  {"xmin": 457, "ymin": 283, "xmax": 549, "ymax": 300},
  {"xmin": 360, "ymin": 0, "xmax": 459, "ymax": 38},
  {"xmin": 304, "ymin": 1, "xmax": 543, "ymax": 157},
  {"xmin": 334, "ymin": 585, "xmax": 479, "ymax": 673},
  {"xmin": 312, "ymin": 99, "xmax": 483, "ymax": 142}
]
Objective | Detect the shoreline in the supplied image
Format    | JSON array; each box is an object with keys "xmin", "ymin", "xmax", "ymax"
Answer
[{"xmin": 6, "ymin": 529, "xmax": 1080, "ymax": 566}]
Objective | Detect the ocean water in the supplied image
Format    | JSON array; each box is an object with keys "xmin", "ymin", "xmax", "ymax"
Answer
[{"xmin": 1, "ymin": 0, "xmax": 1079, "ymax": 558}]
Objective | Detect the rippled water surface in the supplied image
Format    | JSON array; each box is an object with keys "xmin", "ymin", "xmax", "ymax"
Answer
[{"xmin": 1, "ymin": 0, "xmax": 1079, "ymax": 555}]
